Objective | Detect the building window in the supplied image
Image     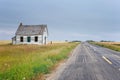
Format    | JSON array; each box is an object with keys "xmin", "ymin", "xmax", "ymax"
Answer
[
  {"xmin": 20, "ymin": 37, "xmax": 23, "ymax": 42},
  {"xmin": 27, "ymin": 37, "xmax": 31, "ymax": 42},
  {"xmin": 35, "ymin": 36, "xmax": 38, "ymax": 42}
]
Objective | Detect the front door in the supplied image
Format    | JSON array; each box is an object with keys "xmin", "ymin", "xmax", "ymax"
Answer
[{"xmin": 27, "ymin": 37, "xmax": 31, "ymax": 42}]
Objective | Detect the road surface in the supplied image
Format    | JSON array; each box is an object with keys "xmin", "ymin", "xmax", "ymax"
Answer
[{"xmin": 47, "ymin": 42, "xmax": 120, "ymax": 80}]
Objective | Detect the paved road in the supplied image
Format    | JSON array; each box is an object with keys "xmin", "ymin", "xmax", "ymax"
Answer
[{"xmin": 48, "ymin": 42, "xmax": 120, "ymax": 80}]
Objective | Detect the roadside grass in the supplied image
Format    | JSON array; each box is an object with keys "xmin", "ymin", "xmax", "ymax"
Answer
[
  {"xmin": 91, "ymin": 42, "xmax": 120, "ymax": 52},
  {"xmin": 0, "ymin": 42, "xmax": 79, "ymax": 80}
]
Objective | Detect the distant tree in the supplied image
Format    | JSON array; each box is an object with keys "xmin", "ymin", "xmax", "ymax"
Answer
[
  {"xmin": 71, "ymin": 40, "xmax": 81, "ymax": 42},
  {"xmin": 65, "ymin": 40, "xmax": 68, "ymax": 42},
  {"xmin": 100, "ymin": 40, "xmax": 114, "ymax": 42},
  {"xmin": 86, "ymin": 40, "xmax": 95, "ymax": 42}
]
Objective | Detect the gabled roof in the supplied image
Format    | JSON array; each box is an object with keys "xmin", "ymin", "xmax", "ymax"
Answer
[{"xmin": 16, "ymin": 23, "xmax": 48, "ymax": 36}]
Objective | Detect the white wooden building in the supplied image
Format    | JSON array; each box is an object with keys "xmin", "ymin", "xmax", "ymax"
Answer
[{"xmin": 12, "ymin": 23, "xmax": 48, "ymax": 45}]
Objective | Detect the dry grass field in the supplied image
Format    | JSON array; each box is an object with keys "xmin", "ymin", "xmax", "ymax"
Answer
[
  {"xmin": 0, "ymin": 41, "xmax": 79, "ymax": 80},
  {"xmin": 0, "ymin": 40, "xmax": 11, "ymax": 45},
  {"xmin": 92, "ymin": 42, "xmax": 120, "ymax": 51},
  {"xmin": 98, "ymin": 42, "xmax": 120, "ymax": 45}
]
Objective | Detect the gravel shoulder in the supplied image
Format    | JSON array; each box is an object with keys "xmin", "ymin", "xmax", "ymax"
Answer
[{"xmin": 45, "ymin": 44, "xmax": 81, "ymax": 80}]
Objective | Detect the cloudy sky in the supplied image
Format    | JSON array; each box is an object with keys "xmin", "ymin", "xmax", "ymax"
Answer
[{"xmin": 0, "ymin": 0, "xmax": 120, "ymax": 41}]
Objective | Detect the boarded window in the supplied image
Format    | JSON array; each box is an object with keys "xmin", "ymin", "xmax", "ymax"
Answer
[
  {"xmin": 35, "ymin": 36, "xmax": 38, "ymax": 42},
  {"xmin": 20, "ymin": 37, "xmax": 23, "ymax": 42},
  {"xmin": 27, "ymin": 37, "xmax": 31, "ymax": 42}
]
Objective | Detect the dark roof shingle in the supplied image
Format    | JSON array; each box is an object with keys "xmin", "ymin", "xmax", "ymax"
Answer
[{"xmin": 16, "ymin": 23, "xmax": 48, "ymax": 36}]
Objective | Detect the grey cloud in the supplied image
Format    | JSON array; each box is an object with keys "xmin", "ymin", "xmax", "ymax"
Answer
[{"xmin": 0, "ymin": 0, "xmax": 120, "ymax": 41}]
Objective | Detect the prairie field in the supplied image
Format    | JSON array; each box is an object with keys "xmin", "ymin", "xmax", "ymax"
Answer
[
  {"xmin": 0, "ymin": 41, "xmax": 79, "ymax": 80},
  {"xmin": 92, "ymin": 42, "xmax": 120, "ymax": 51},
  {"xmin": 0, "ymin": 40, "xmax": 11, "ymax": 45}
]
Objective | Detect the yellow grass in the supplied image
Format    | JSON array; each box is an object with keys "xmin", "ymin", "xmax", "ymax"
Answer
[
  {"xmin": 0, "ymin": 40, "xmax": 11, "ymax": 45},
  {"xmin": 0, "ymin": 42, "xmax": 79, "ymax": 80},
  {"xmin": 99, "ymin": 42, "xmax": 120, "ymax": 45},
  {"xmin": 92, "ymin": 42, "xmax": 120, "ymax": 52}
]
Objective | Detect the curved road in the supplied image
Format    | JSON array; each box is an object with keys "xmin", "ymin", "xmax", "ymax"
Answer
[{"xmin": 47, "ymin": 42, "xmax": 120, "ymax": 80}]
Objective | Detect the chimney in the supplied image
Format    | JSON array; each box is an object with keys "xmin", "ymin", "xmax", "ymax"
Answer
[{"xmin": 20, "ymin": 22, "xmax": 22, "ymax": 26}]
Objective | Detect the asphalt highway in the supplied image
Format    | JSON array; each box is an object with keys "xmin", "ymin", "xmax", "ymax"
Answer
[{"xmin": 48, "ymin": 42, "xmax": 120, "ymax": 80}]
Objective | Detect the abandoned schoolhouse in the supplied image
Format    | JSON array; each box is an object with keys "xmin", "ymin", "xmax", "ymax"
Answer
[{"xmin": 12, "ymin": 23, "xmax": 48, "ymax": 45}]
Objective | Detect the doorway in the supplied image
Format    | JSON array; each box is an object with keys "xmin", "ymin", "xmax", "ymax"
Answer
[{"xmin": 27, "ymin": 37, "xmax": 31, "ymax": 42}]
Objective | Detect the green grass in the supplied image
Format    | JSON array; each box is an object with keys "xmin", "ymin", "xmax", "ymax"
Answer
[
  {"xmin": 91, "ymin": 42, "xmax": 120, "ymax": 52},
  {"xmin": 0, "ymin": 42, "xmax": 79, "ymax": 80}
]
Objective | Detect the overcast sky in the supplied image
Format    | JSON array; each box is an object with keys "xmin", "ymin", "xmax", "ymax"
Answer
[{"xmin": 0, "ymin": 0, "xmax": 120, "ymax": 41}]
